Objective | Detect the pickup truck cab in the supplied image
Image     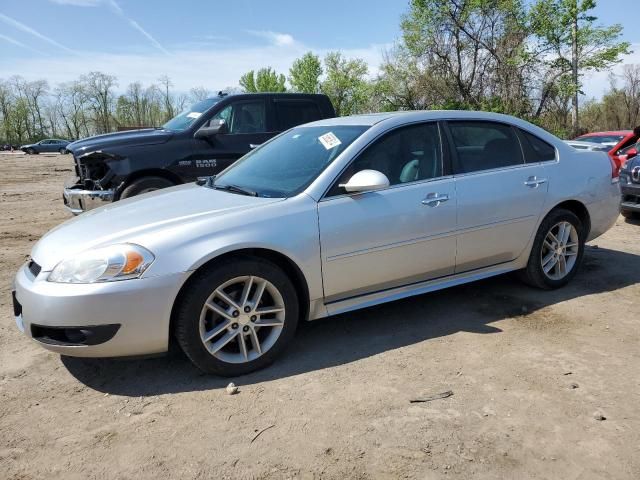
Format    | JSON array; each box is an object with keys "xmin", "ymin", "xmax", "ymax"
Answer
[{"xmin": 63, "ymin": 92, "xmax": 335, "ymax": 214}]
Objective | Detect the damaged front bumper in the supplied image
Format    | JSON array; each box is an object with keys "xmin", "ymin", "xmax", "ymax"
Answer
[{"xmin": 63, "ymin": 180, "xmax": 115, "ymax": 215}]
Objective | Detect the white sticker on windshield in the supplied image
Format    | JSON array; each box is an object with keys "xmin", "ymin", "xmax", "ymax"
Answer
[
  {"xmin": 187, "ymin": 112, "xmax": 202, "ymax": 119},
  {"xmin": 318, "ymin": 132, "xmax": 342, "ymax": 150}
]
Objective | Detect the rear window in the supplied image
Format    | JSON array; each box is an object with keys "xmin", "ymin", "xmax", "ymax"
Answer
[
  {"xmin": 275, "ymin": 100, "xmax": 322, "ymax": 131},
  {"xmin": 518, "ymin": 129, "xmax": 556, "ymax": 162}
]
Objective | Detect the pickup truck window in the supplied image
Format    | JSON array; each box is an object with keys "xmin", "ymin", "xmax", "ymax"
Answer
[
  {"xmin": 212, "ymin": 100, "xmax": 267, "ymax": 134},
  {"xmin": 275, "ymin": 101, "xmax": 321, "ymax": 131},
  {"xmin": 163, "ymin": 98, "xmax": 220, "ymax": 131}
]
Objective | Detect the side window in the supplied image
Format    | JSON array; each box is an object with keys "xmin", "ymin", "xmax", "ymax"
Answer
[
  {"xmin": 327, "ymin": 122, "xmax": 442, "ymax": 196},
  {"xmin": 448, "ymin": 121, "xmax": 524, "ymax": 174},
  {"xmin": 275, "ymin": 101, "xmax": 321, "ymax": 131},
  {"xmin": 211, "ymin": 101, "xmax": 266, "ymax": 134},
  {"xmin": 518, "ymin": 129, "xmax": 556, "ymax": 162}
]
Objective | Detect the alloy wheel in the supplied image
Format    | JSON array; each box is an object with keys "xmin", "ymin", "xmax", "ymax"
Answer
[
  {"xmin": 199, "ymin": 275, "xmax": 285, "ymax": 364},
  {"xmin": 540, "ymin": 221, "xmax": 579, "ymax": 281}
]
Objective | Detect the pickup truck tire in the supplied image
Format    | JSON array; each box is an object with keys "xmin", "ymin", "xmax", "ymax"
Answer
[
  {"xmin": 519, "ymin": 208, "xmax": 585, "ymax": 290},
  {"xmin": 120, "ymin": 176, "xmax": 175, "ymax": 199},
  {"xmin": 174, "ymin": 256, "xmax": 299, "ymax": 376}
]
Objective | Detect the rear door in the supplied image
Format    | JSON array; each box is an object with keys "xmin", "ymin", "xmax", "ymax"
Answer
[
  {"xmin": 445, "ymin": 120, "xmax": 549, "ymax": 273},
  {"xmin": 187, "ymin": 99, "xmax": 275, "ymax": 179}
]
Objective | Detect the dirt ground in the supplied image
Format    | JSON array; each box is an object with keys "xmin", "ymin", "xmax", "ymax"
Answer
[{"xmin": 0, "ymin": 153, "xmax": 639, "ymax": 480}]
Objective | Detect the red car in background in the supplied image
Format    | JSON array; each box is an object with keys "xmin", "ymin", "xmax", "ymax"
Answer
[{"xmin": 574, "ymin": 130, "xmax": 638, "ymax": 169}]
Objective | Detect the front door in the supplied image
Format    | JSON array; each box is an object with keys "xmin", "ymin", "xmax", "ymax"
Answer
[
  {"xmin": 187, "ymin": 99, "xmax": 275, "ymax": 180},
  {"xmin": 445, "ymin": 120, "xmax": 549, "ymax": 272},
  {"xmin": 318, "ymin": 122, "xmax": 457, "ymax": 302}
]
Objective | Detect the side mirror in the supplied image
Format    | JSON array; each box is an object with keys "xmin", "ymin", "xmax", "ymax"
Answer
[
  {"xmin": 339, "ymin": 169, "xmax": 390, "ymax": 193},
  {"xmin": 194, "ymin": 119, "xmax": 228, "ymax": 139}
]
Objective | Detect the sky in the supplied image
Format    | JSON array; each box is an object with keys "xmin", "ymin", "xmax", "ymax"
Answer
[{"xmin": 0, "ymin": 0, "xmax": 638, "ymax": 99}]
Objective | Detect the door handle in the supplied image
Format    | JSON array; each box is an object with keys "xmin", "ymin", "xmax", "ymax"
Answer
[
  {"xmin": 249, "ymin": 143, "xmax": 261, "ymax": 149},
  {"xmin": 422, "ymin": 193, "xmax": 449, "ymax": 207},
  {"xmin": 524, "ymin": 176, "xmax": 548, "ymax": 188}
]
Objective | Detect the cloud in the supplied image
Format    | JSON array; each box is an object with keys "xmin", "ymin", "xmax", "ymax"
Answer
[
  {"xmin": 49, "ymin": 0, "xmax": 102, "ymax": 5},
  {"xmin": 0, "ymin": 13, "xmax": 79, "ymax": 55},
  {"xmin": 45, "ymin": 0, "xmax": 171, "ymax": 55},
  {"xmin": 0, "ymin": 42, "xmax": 389, "ymax": 93},
  {"xmin": 247, "ymin": 30, "xmax": 296, "ymax": 47},
  {"xmin": 0, "ymin": 33, "xmax": 47, "ymax": 56}
]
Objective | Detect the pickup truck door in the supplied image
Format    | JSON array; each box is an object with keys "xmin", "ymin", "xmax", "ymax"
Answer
[{"xmin": 185, "ymin": 99, "xmax": 276, "ymax": 180}]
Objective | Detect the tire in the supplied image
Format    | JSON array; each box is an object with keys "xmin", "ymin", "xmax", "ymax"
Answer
[
  {"xmin": 519, "ymin": 208, "xmax": 585, "ymax": 289},
  {"xmin": 621, "ymin": 210, "xmax": 640, "ymax": 220},
  {"xmin": 26, "ymin": 148, "xmax": 36, "ymax": 155},
  {"xmin": 174, "ymin": 256, "xmax": 299, "ymax": 376},
  {"xmin": 59, "ymin": 148, "xmax": 67, "ymax": 154},
  {"xmin": 120, "ymin": 176, "xmax": 175, "ymax": 199}
]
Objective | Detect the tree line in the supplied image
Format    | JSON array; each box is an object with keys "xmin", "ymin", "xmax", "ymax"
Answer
[{"xmin": 0, "ymin": 0, "xmax": 633, "ymax": 145}]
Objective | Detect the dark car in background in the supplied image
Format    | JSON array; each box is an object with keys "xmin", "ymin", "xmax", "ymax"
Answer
[
  {"xmin": 20, "ymin": 139, "xmax": 71, "ymax": 154},
  {"xmin": 63, "ymin": 92, "xmax": 336, "ymax": 214},
  {"xmin": 620, "ymin": 152, "xmax": 640, "ymax": 220}
]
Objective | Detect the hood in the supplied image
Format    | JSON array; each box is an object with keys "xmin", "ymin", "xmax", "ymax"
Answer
[
  {"xmin": 67, "ymin": 128, "xmax": 173, "ymax": 155},
  {"xmin": 31, "ymin": 183, "xmax": 284, "ymax": 271}
]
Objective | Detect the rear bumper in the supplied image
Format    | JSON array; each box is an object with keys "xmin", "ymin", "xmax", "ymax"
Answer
[{"xmin": 63, "ymin": 180, "xmax": 114, "ymax": 215}]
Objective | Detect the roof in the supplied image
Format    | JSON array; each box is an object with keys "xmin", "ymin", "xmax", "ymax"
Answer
[{"xmin": 578, "ymin": 131, "xmax": 633, "ymax": 136}]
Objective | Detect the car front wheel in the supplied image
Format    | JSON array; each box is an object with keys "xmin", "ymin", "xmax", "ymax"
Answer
[
  {"xmin": 175, "ymin": 257, "xmax": 299, "ymax": 375},
  {"xmin": 519, "ymin": 209, "xmax": 585, "ymax": 289}
]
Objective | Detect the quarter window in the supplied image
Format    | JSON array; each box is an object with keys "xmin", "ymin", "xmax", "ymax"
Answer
[
  {"xmin": 211, "ymin": 101, "xmax": 266, "ymax": 134},
  {"xmin": 275, "ymin": 101, "xmax": 321, "ymax": 131},
  {"xmin": 518, "ymin": 129, "xmax": 556, "ymax": 162},
  {"xmin": 448, "ymin": 121, "xmax": 524, "ymax": 173},
  {"xmin": 328, "ymin": 122, "xmax": 442, "ymax": 196}
]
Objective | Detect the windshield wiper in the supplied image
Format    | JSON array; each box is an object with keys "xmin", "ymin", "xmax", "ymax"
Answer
[{"xmin": 213, "ymin": 183, "xmax": 258, "ymax": 197}]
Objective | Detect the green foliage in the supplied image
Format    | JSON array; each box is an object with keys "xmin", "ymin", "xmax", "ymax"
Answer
[
  {"xmin": 320, "ymin": 52, "xmax": 369, "ymax": 116},
  {"xmin": 239, "ymin": 67, "xmax": 287, "ymax": 93},
  {"xmin": 289, "ymin": 52, "xmax": 323, "ymax": 94}
]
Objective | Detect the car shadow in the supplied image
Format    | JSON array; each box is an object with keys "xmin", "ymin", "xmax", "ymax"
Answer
[{"xmin": 62, "ymin": 246, "xmax": 640, "ymax": 396}]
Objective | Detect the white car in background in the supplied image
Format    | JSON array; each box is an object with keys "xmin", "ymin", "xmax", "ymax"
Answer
[{"xmin": 564, "ymin": 140, "xmax": 611, "ymax": 152}]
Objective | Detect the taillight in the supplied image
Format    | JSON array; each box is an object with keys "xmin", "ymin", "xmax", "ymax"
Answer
[{"xmin": 610, "ymin": 156, "xmax": 619, "ymax": 183}]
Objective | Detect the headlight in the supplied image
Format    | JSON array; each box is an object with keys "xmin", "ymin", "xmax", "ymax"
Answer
[{"xmin": 48, "ymin": 244, "xmax": 154, "ymax": 283}]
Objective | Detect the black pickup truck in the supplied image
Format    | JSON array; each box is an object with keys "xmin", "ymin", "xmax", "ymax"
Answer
[{"xmin": 63, "ymin": 92, "xmax": 335, "ymax": 214}]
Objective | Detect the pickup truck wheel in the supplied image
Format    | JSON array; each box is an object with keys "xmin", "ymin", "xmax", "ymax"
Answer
[
  {"xmin": 174, "ymin": 257, "xmax": 299, "ymax": 376},
  {"xmin": 519, "ymin": 208, "xmax": 585, "ymax": 290},
  {"xmin": 120, "ymin": 176, "xmax": 175, "ymax": 199}
]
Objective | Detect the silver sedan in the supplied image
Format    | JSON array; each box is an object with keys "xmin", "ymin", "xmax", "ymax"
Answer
[{"xmin": 13, "ymin": 111, "xmax": 620, "ymax": 375}]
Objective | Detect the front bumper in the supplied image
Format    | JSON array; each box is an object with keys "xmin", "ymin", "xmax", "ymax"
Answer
[
  {"xmin": 63, "ymin": 182, "xmax": 115, "ymax": 215},
  {"xmin": 621, "ymin": 183, "xmax": 640, "ymax": 213},
  {"xmin": 13, "ymin": 262, "xmax": 189, "ymax": 358}
]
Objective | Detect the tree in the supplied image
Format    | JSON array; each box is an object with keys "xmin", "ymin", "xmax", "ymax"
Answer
[
  {"xmin": 530, "ymin": 0, "xmax": 630, "ymax": 135},
  {"xmin": 239, "ymin": 67, "xmax": 287, "ymax": 92},
  {"xmin": 321, "ymin": 52, "xmax": 369, "ymax": 116},
  {"xmin": 289, "ymin": 52, "xmax": 323, "ymax": 93},
  {"xmin": 81, "ymin": 71, "xmax": 117, "ymax": 134}
]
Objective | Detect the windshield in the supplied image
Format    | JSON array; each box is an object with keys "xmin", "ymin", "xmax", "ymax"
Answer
[
  {"xmin": 212, "ymin": 125, "xmax": 369, "ymax": 198},
  {"xmin": 576, "ymin": 134, "xmax": 623, "ymax": 145},
  {"xmin": 162, "ymin": 98, "xmax": 220, "ymax": 131}
]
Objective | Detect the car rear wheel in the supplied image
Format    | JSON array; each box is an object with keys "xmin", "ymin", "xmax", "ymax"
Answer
[
  {"xmin": 120, "ymin": 176, "xmax": 175, "ymax": 199},
  {"xmin": 59, "ymin": 148, "xmax": 68, "ymax": 154},
  {"xmin": 519, "ymin": 209, "xmax": 585, "ymax": 289},
  {"xmin": 174, "ymin": 257, "xmax": 299, "ymax": 375}
]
